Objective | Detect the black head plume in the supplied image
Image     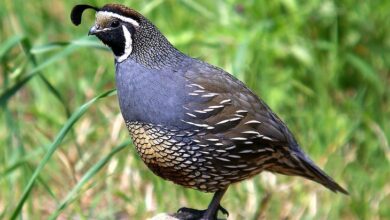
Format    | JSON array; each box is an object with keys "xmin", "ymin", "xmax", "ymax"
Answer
[{"xmin": 71, "ymin": 4, "xmax": 100, "ymax": 26}]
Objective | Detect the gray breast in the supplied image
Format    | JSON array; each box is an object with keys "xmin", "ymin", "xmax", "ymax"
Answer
[{"xmin": 115, "ymin": 58, "xmax": 191, "ymax": 127}]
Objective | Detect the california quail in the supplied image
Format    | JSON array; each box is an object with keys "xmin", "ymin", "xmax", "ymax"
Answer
[{"xmin": 71, "ymin": 4, "xmax": 348, "ymax": 220}]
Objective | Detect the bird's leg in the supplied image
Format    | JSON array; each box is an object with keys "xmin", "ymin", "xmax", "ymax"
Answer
[
  {"xmin": 177, "ymin": 188, "xmax": 229, "ymax": 220},
  {"xmin": 202, "ymin": 188, "xmax": 228, "ymax": 219}
]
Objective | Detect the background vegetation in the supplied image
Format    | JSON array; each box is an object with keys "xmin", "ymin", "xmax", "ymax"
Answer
[{"xmin": 1, "ymin": 0, "xmax": 389, "ymax": 219}]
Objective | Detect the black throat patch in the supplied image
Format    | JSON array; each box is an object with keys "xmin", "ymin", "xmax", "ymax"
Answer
[{"xmin": 95, "ymin": 23, "xmax": 135, "ymax": 58}]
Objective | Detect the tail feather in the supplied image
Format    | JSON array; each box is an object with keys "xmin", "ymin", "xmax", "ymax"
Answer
[
  {"xmin": 295, "ymin": 153, "xmax": 349, "ymax": 194},
  {"xmin": 268, "ymin": 150, "xmax": 349, "ymax": 195}
]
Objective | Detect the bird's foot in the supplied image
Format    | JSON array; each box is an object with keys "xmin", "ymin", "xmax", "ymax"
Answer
[{"xmin": 175, "ymin": 205, "xmax": 229, "ymax": 220}]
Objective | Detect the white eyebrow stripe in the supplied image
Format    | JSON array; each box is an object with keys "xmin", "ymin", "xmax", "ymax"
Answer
[{"xmin": 97, "ymin": 11, "xmax": 140, "ymax": 27}]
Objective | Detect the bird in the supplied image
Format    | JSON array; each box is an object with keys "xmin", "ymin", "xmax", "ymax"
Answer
[{"xmin": 71, "ymin": 3, "xmax": 348, "ymax": 220}]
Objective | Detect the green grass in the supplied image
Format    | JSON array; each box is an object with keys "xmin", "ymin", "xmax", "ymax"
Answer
[{"xmin": 1, "ymin": 0, "xmax": 389, "ymax": 219}]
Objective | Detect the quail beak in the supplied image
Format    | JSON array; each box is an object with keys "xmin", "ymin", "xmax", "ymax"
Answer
[{"xmin": 88, "ymin": 25, "xmax": 98, "ymax": 36}]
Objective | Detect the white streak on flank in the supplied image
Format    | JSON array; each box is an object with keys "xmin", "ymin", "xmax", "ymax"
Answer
[
  {"xmin": 194, "ymin": 110, "xmax": 207, "ymax": 114},
  {"xmin": 97, "ymin": 11, "xmax": 140, "ymax": 27},
  {"xmin": 224, "ymin": 165, "xmax": 238, "ymax": 169},
  {"xmin": 188, "ymin": 93, "xmax": 199, "ymax": 96},
  {"xmin": 187, "ymin": 84, "xmax": 205, "ymax": 89},
  {"xmin": 202, "ymin": 93, "xmax": 218, "ymax": 98},
  {"xmin": 241, "ymin": 131, "xmax": 261, "ymax": 135},
  {"xmin": 225, "ymin": 145, "xmax": 236, "ymax": 150},
  {"xmin": 186, "ymin": 113, "xmax": 196, "ymax": 118},
  {"xmin": 209, "ymin": 105, "xmax": 224, "ymax": 109},
  {"xmin": 230, "ymin": 137, "xmax": 248, "ymax": 141},
  {"xmin": 239, "ymin": 149, "xmax": 254, "ymax": 154},
  {"xmin": 206, "ymin": 138, "xmax": 219, "ymax": 142},
  {"xmin": 243, "ymin": 167, "xmax": 257, "ymax": 171},
  {"xmin": 236, "ymin": 164, "xmax": 248, "ymax": 168},
  {"xmin": 231, "ymin": 137, "xmax": 247, "ymax": 141},
  {"xmin": 216, "ymin": 157, "xmax": 230, "ymax": 162},
  {"xmin": 215, "ymin": 119, "xmax": 229, "ymax": 125},
  {"xmin": 236, "ymin": 110, "xmax": 248, "ymax": 113},
  {"xmin": 215, "ymin": 117, "xmax": 241, "ymax": 125},
  {"xmin": 262, "ymin": 136, "xmax": 273, "ymax": 141},
  {"xmin": 220, "ymin": 99, "xmax": 232, "ymax": 104},
  {"xmin": 116, "ymin": 25, "xmax": 132, "ymax": 62},
  {"xmin": 257, "ymin": 148, "xmax": 272, "ymax": 153},
  {"xmin": 193, "ymin": 90, "xmax": 205, "ymax": 93},
  {"xmin": 181, "ymin": 120, "xmax": 209, "ymax": 128},
  {"xmin": 244, "ymin": 120, "xmax": 262, "ymax": 125}
]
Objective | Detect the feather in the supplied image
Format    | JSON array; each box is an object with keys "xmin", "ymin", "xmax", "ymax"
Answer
[{"xmin": 70, "ymin": 4, "xmax": 99, "ymax": 26}]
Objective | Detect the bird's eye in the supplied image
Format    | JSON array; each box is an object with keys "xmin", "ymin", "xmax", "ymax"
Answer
[{"xmin": 110, "ymin": 20, "xmax": 120, "ymax": 28}]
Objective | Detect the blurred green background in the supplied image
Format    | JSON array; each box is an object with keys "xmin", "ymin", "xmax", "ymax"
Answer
[{"xmin": 1, "ymin": 0, "xmax": 389, "ymax": 219}]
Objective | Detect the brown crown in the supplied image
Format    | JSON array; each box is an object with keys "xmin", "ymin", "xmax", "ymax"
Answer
[{"xmin": 100, "ymin": 4, "xmax": 143, "ymax": 22}]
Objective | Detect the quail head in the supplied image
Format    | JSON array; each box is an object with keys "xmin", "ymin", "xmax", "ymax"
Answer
[{"xmin": 71, "ymin": 4, "xmax": 348, "ymax": 220}]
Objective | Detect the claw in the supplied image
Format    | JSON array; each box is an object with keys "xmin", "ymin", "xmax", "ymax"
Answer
[
  {"xmin": 176, "ymin": 206, "xmax": 229, "ymax": 220},
  {"xmin": 218, "ymin": 205, "xmax": 229, "ymax": 217},
  {"xmin": 176, "ymin": 207, "xmax": 205, "ymax": 220}
]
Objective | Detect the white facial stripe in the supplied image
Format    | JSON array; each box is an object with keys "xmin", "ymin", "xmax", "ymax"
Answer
[
  {"xmin": 97, "ymin": 11, "xmax": 139, "ymax": 27},
  {"xmin": 116, "ymin": 25, "xmax": 132, "ymax": 63}
]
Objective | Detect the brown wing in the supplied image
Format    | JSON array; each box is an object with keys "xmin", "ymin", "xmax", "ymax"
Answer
[
  {"xmin": 178, "ymin": 61, "xmax": 348, "ymax": 194},
  {"xmin": 181, "ymin": 61, "xmax": 293, "ymax": 162}
]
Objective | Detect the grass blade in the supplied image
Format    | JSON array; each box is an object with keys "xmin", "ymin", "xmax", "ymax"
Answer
[
  {"xmin": 346, "ymin": 53, "xmax": 384, "ymax": 94},
  {"xmin": 48, "ymin": 140, "xmax": 130, "ymax": 220},
  {"xmin": 0, "ymin": 37, "xmax": 96, "ymax": 107},
  {"xmin": 10, "ymin": 89, "xmax": 117, "ymax": 220},
  {"xmin": 0, "ymin": 35, "xmax": 25, "ymax": 61}
]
